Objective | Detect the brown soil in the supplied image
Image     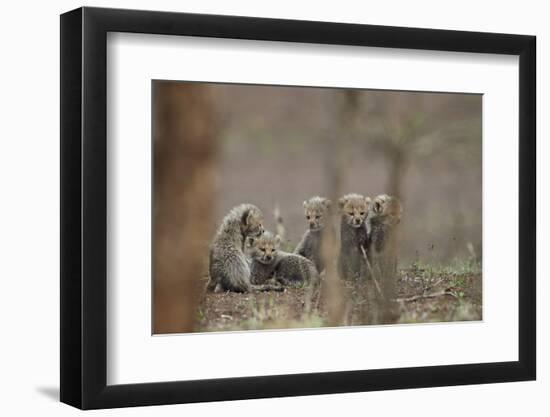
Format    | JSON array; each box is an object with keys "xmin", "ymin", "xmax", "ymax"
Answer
[{"xmin": 195, "ymin": 265, "xmax": 482, "ymax": 333}]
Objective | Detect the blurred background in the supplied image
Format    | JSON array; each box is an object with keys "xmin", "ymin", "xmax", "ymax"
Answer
[
  {"xmin": 153, "ymin": 80, "xmax": 482, "ymax": 333},
  {"xmin": 211, "ymin": 83, "xmax": 482, "ymax": 265}
]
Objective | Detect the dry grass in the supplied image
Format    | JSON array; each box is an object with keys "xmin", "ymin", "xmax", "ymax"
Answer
[{"xmin": 195, "ymin": 260, "xmax": 482, "ymax": 333}]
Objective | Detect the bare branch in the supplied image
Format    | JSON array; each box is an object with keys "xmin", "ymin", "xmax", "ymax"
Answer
[
  {"xmin": 395, "ymin": 290, "xmax": 457, "ymax": 303},
  {"xmin": 360, "ymin": 245, "xmax": 383, "ymax": 297}
]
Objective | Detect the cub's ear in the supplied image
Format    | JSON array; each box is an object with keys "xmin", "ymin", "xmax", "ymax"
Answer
[
  {"xmin": 274, "ymin": 235, "xmax": 282, "ymax": 246},
  {"xmin": 246, "ymin": 237, "xmax": 255, "ymax": 247},
  {"xmin": 323, "ymin": 199, "xmax": 332, "ymax": 208},
  {"xmin": 243, "ymin": 208, "xmax": 259, "ymax": 226},
  {"xmin": 373, "ymin": 200, "xmax": 383, "ymax": 214},
  {"xmin": 303, "ymin": 200, "xmax": 308, "ymax": 208},
  {"xmin": 338, "ymin": 197, "xmax": 347, "ymax": 209},
  {"xmin": 364, "ymin": 196, "xmax": 372, "ymax": 206},
  {"xmin": 241, "ymin": 209, "xmax": 251, "ymax": 226}
]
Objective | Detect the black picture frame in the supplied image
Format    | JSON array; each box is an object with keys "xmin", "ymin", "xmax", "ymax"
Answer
[{"xmin": 60, "ymin": 6, "xmax": 536, "ymax": 410}]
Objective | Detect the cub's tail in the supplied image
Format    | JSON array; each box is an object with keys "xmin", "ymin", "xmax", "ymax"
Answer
[{"xmin": 274, "ymin": 205, "xmax": 285, "ymax": 242}]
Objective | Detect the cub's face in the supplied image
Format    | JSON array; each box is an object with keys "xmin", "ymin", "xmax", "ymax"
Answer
[
  {"xmin": 303, "ymin": 197, "xmax": 331, "ymax": 231},
  {"xmin": 372, "ymin": 194, "xmax": 402, "ymax": 225},
  {"xmin": 339, "ymin": 194, "xmax": 371, "ymax": 228},
  {"xmin": 250, "ymin": 232, "xmax": 281, "ymax": 264},
  {"xmin": 242, "ymin": 207, "xmax": 264, "ymax": 237}
]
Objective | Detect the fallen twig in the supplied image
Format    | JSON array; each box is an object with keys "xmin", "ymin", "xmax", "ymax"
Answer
[
  {"xmin": 394, "ymin": 289, "xmax": 457, "ymax": 303},
  {"xmin": 430, "ymin": 277, "xmax": 444, "ymax": 289},
  {"xmin": 360, "ymin": 245, "xmax": 383, "ymax": 297}
]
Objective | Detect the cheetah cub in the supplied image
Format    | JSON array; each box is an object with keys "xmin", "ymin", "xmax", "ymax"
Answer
[
  {"xmin": 294, "ymin": 196, "xmax": 331, "ymax": 272},
  {"xmin": 367, "ymin": 194, "xmax": 403, "ymax": 277},
  {"xmin": 250, "ymin": 232, "xmax": 319, "ymax": 287},
  {"xmin": 337, "ymin": 193, "xmax": 371, "ymax": 281},
  {"xmin": 207, "ymin": 204, "xmax": 264, "ymax": 292}
]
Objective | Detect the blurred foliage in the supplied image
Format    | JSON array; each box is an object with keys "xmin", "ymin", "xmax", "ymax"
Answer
[
  {"xmin": 153, "ymin": 81, "xmax": 483, "ymax": 333},
  {"xmin": 211, "ymin": 83, "xmax": 481, "ymax": 265}
]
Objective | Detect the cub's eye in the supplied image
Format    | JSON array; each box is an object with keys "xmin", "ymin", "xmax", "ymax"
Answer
[
  {"xmin": 260, "ymin": 248, "xmax": 266, "ymax": 252},
  {"xmin": 306, "ymin": 215, "xmax": 310, "ymax": 220},
  {"xmin": 315, "ymin": 215, "xmax": 320, "ymax": 219},
  {"xmin": 360, "ymin": 212, "xmax": 365, "ymax": 216},
  {"xmin": 348, "ymin": 212, "xmax": 354, "ymax": 216}
]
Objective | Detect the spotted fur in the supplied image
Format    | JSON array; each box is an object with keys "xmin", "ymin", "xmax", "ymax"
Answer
[
  {"xmin": 207, "ymin": 204, "xmax": 264, "ymax": 292},
  {"xmin": 367, "ymin": 194, "xmax": 402, "ymax": 277},
  {"xmin": 337, "ymin": 193, "xmax": 371, "ymax": 281},
  {"xmin": 250, "ymin": 232, "xmax": 319, "ymax": 287},
  {"xmin": 294, "ymin": 196, "xmax": 331, "ymax": 272}
]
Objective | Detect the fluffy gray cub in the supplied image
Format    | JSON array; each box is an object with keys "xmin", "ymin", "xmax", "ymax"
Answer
[
  {"xmin": 250, "ymin": 232, "xmax": 319, "ymax": 287},
  {"xmin": 207, "ymin": 204, "xmax": 264, "ymax": 292},
  {"xmin": 337, "ymin": 193, "xmax": 371, "ymax": 281},
  {"xmin": 294, "ymin": 196, "xmax": 331, "ymax": 272},
  {"xmin": 367, "ymin": 194, "xmax": 403, "ymax": 277}
]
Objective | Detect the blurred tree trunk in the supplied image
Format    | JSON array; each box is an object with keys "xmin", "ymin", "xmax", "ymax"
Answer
[
  {"xmin": 321, "ymin": 90, "xmax": 361, "ymax": 326},
  {"xmin": 386, "ymin": 147, "xmax": 408, "ymax": 199},
  {"xmin": 153, "ymin": 82, "xmax": 216, "ymax": 334}
]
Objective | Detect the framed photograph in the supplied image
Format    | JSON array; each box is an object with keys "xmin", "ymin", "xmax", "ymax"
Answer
[{"xmin": 60, "ymin": 6, "xmax": 536, "ymax": 409}]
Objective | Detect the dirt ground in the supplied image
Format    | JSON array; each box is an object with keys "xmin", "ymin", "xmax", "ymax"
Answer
[{"xmin": 195, "ymin": 262, "xmax": 482, "ymax": 333}]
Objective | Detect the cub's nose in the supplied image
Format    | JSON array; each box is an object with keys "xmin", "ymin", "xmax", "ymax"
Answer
[
  {"xmin": 354, "ymin": 218, "xmax": 361, "ymax": 225},
  {"xmin": 265, "ymin": 255, "xmax": 272, "ymax": 261}
]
